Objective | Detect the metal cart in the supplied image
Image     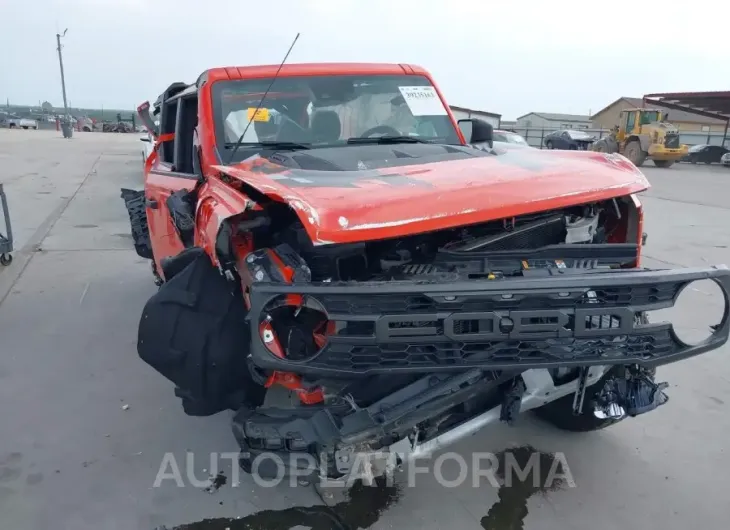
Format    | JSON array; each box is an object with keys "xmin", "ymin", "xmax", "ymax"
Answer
[{"xmin": 0, "ymin": 183, "xmax": 13, "ymax": 266}]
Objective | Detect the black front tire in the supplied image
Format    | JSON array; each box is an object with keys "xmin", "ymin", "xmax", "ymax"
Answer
[
  {"xmin": 545, "ymin": 140, "xmax": 553, "ymax": 149},
  {"xmin": 0, "ymin": 253, "xmax": 12, "ymax": 266}
]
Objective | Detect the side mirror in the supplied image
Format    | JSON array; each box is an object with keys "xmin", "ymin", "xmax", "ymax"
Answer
[
  {"xmin": 458, "ymin": 118, "xmax": 493, "ymax": 148},
  {"xmin": 140, "ymin": 137, "xmax": 151, "ymax": 142}
]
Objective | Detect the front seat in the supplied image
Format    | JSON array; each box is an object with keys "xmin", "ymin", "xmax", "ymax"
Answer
[{"xmin": 310, "ymin": 110, "xmax": 342, "ymax": 143}]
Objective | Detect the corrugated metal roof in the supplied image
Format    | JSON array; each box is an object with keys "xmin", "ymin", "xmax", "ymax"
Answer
[
  {"xmin": 592, "ymin": 97, "xmax": 725, "ymax": 125},
  {"xmin": 515, "ymin": 112, "xmax": 591, "ymax": 122},
  {"xmin": 643, "ymin": 92, "xmax": 730, "ymax": 121}
]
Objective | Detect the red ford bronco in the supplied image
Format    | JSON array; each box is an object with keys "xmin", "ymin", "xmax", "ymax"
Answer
[{"xmin": 122, "ymin": 62, "xmax": 729, "ymax": 481}]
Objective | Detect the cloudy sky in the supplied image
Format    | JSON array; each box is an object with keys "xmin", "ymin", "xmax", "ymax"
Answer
[{"xmin": 1, "ymin": 0, "xmax": 727, "ymax": 119}]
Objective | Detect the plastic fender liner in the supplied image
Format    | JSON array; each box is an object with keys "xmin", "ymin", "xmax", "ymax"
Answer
[{"xmin": 137, "ymin": 247, "xmax": 264, "ymax": 415}]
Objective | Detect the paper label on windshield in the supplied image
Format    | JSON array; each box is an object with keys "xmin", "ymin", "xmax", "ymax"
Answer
[
  {"xmin": 247, "ymin": 107, "xmax": 270, "ymax": 122},
  {"xmin": 398, "ymin": 86, "xmax": 448, "ymax": 116}
]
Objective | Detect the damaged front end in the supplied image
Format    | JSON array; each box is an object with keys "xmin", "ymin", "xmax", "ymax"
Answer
[
  {"xmin": 135, "ymin": 191, "xmax": 730, "ymax": 483},
  {"xmin": 228, "ymin": 199, "xmax": 728, "ymax": 481},
  {"xmin": 235, "ymin": 263, "xmax": 729, "ymax": 478}
]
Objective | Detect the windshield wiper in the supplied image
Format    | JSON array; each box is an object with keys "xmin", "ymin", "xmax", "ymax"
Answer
[
  {"xmin": 224, "ymin": 141, "xmax": 311, "ymax": 151},
  {"xmin": 346, "ymin": 135, "xmax": 432, "ymax": 145}
]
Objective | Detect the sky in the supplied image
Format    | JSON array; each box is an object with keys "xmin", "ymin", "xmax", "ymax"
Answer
[{"xmin": 1, "ymin": 0, "xmax": 728, "ymax": 120}]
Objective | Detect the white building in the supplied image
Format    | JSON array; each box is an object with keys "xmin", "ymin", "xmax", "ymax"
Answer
[
  {"xmin": 449, "ymin": 105, "xmax": 501, "ymax": 128},
  {"xmin": 515, "ymin": 112, "xmax": 592, "ymax": 130}
]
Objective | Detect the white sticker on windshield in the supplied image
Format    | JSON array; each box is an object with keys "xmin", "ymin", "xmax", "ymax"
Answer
[{"xmin": 398, "ymin": 86, "xmax": 448, "ymax": 116}]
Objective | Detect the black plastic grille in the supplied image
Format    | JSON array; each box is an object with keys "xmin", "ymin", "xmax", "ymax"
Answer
[
  {"xmin": 248, "ymin": 267, "xmax": 730, "ymax": 375},
  {"xmin": 318, "ymin": 282, "xmax": 684, "ymax": 316},
  {"xmin": 665, "ymin": 134, "xmax": 680, "ymax": 149},
  {"xmin": 313, "ymin": 331, "xmax": 673, "ymax": 372}
]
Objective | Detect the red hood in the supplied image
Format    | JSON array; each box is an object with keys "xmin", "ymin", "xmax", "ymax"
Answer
[{"xmin": 213, "ymin": 149, "xmax": 649, "ymax": 245}]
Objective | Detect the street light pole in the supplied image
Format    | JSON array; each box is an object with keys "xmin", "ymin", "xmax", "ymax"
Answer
[
  {"xmin": 56, "ymin": 29, "xmax": 69, "ymax": 117},
  {"xmin": 56, "ymin": 29, "xmax": 72, "ymax": 138}
]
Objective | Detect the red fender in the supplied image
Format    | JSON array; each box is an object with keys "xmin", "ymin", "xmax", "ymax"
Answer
[{"xmin": 195, "ymin": 177, "xmax": 254, "ymax": 267}]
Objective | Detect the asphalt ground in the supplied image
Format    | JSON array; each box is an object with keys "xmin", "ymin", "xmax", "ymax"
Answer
[{"xmin": 0, "ymin": 129, "xmax": 728, "ymax": 530}]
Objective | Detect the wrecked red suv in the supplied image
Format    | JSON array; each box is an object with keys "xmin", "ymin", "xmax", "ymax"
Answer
[{"xmin": 122, "ymin": 63, "xmax": 729, "ymax": 480}]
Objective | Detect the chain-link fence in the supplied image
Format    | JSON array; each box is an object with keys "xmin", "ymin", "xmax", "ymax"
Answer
[
  {"xmin": 501, "ymin": 126, "xmax": 729, "ymax": 149},
  {"xmin": 1, "ymin": 105, "xmax": 138, "ymax": 132}
]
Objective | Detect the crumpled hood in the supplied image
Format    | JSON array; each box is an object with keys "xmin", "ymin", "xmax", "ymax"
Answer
[{"xmin": 213, "ymin": 148, "xmax": 649, "ymax": 245}]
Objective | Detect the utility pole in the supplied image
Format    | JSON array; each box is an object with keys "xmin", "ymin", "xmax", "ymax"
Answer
[{"xmin": 56, "ymin": 29, "xmax": 72, "ymax": 137}]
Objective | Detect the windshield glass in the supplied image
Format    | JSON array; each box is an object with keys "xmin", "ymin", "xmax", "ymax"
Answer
[
  {"xmin": 640, "ymin": 111, "xmax": 660, "ymax": 125},
  {"xmin": 213, "ymin": 74, "xmax": 461, "ymax": 160},
  {"xmin": 567, "ymin": 130, "xmax": 593, "ymax": 140},
  {"xmin": 689, "ymin": 144, "xmax": 706, "ymax": 152}
]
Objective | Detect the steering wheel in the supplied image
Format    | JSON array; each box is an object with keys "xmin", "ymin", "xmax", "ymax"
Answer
[
  {"xmin": 274, "ymin": 114, "xmax": 311, "ymax": 143},
  {"xmin": 359, "ymin": 125, "xmax": 401, "ymax": 138}
]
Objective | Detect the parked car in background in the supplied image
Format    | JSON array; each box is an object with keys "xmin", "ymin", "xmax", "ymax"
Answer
[
  {"xmin": 20, "ymin": 118, "xmax": 38, "ymax": 129},
  {"xmin": 77, "ymin": 117, "xmax": 94, "ymax": 132},
  {"xmin": 492, "ymin": 129, "xmax": 531, "ymax": 148},
  {"xmin": 721, "ymin": 152, "xmax": 730, "ymax": 167},
  {"xmin": 3, "ymin": 116, "xmax": 38, "ymax": 129},
  {"xmin": 681, "ymin": 144, "xmax": 730, "ymax": 164},
  {"xmin": 543, "ymin": 129, "xmax": 596, "ymax": 150}
]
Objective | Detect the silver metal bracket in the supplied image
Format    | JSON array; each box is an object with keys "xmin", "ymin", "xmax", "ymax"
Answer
[{"xmin": 572, "ymin": 367, "xmax": 590, "ymax": 415}]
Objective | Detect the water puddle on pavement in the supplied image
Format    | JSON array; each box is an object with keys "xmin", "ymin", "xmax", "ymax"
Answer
[{"xmin": 479, "ymin": 446, "xmax": 568, "ymax": 530}]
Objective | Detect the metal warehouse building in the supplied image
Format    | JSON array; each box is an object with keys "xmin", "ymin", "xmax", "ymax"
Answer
[{"xmin": 449, "ymin": 106, "xmax": 501, "ymax": 128}]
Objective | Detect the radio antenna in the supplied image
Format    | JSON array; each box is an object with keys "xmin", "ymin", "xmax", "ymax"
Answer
[{"xmin": 226, "ymin": 32, "xmax": 301, "ymax": 164}]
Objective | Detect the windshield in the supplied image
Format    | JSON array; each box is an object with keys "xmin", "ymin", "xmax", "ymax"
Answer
[
  {"xmin": 212, "ymin": 74, "xmax": 461, "ymax": 160},
  {"xmin": 689, "ymin": 144, "xmax": 707, "ymax": 152},
  {"xmin": 567, "ymin": 130, "xmax": 593, "ymax": 140},
  {"xmin": 640, "ymin": 111, "xmax": 660, "ymax": 125}
]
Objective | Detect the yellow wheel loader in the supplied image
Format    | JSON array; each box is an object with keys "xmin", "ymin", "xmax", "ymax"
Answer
[{"xmin": 592, "ymin": 109, "xmax": 688, "ymax": 168}]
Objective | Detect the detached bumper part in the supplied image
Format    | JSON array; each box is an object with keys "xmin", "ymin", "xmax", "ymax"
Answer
[
  {"xmin": 592, "ymin": 368, "xmax": 669, "ymax": 419},
  {"xmin": 233, "ymin": 369, "xmax": 508, "ymax": 479},
  {"xmin": 247, "ymin": 266, "xmax": 730, "ymax": 376}
]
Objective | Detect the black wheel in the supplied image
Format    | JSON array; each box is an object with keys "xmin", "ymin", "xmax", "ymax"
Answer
[
  {"xmin": 534, "ymin": 366, "xmax": 626, "ymax": 432},
  {"xmin": 0, "ymin": 253, "xmax": 12, "ymax": 266},
  {"xmin": 653, "ymin": 160, "xmax": 674, "ymax": 168},
  {"xmin": 545, "ymin": 140, "xmax": 553, "ymax": 149},
  {"xmin": 624, "ymin": 140, "xmax": 647, "ymax": 167}
]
